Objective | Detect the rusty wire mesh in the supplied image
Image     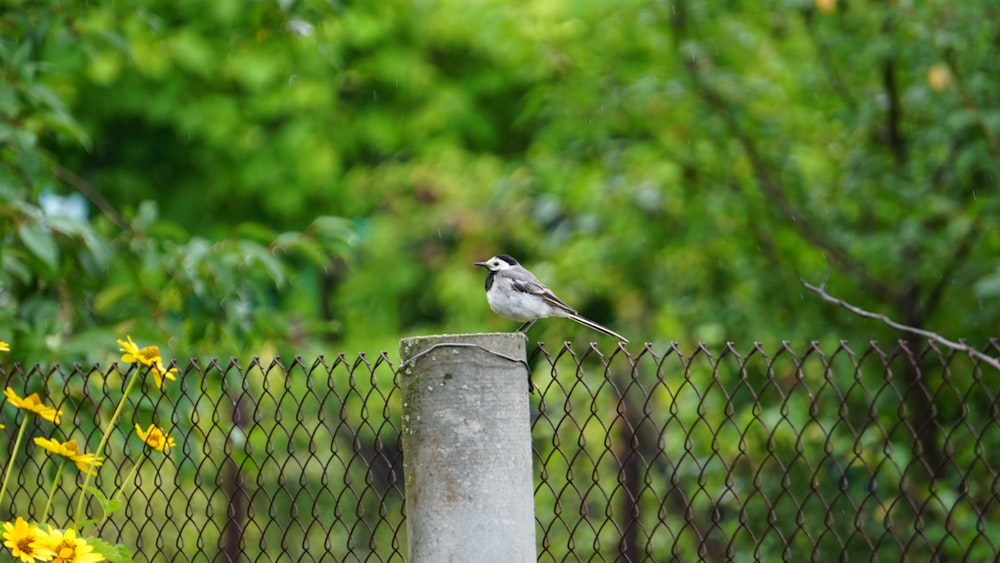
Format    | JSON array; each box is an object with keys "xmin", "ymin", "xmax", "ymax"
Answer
[{"xmin": 0, "ymin": 340, "xmax": 998, "ymax": 561}]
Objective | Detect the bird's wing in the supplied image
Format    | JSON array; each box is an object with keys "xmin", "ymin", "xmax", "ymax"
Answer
[{"xmin": 509, "ymin": 277, "xmax": 578, "ymax": 315}]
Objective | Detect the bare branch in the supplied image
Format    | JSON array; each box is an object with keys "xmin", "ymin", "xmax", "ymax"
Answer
[
  {"xmin": 687, "ymin": 71, "xmax": 897, "ymax": 302},
  {"xmin": 882, "ymin": 55, "xmax": 906, "ymax": 166},
  {"xmin": 55, "ymin": 165, "xmax": 130, "ymax": 231},
  {"xmin": 801, "ymin": 278, "xmax": 1000, "ymax": 372},
  {"xmin": 920, "ymin": 219, "xmax": 980, "ymax": 321}
]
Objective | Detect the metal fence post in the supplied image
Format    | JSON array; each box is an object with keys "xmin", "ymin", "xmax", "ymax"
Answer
[{"xmin": 399, "ymin": 333, "xmax": 536, "ymax": 563}]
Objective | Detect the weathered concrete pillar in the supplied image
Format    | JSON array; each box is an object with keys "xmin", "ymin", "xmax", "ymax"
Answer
[{"xmin": 399, "ymin": 332, "xmax": 536, "ymax": 563}]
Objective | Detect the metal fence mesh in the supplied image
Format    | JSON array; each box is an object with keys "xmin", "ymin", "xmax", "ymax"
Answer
[{"xmin": 1, "ymin": 340, "xmax": 997, "ymax": 561}]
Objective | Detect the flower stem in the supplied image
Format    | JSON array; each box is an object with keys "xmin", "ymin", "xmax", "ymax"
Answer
[
  {"xmin": 96, "ymin": 455, "xmax": 145, "ymax": 530},
  {"xmin": 0, "ymin": 416, "xmax": 31, "ymax": 511},
  {"xmin": 74, "ymin": 366, "xmax": 143, "ymax": 526},
  {"xmin": 42, "ymin": 459, "xmax": 67, "ymax": 523}
]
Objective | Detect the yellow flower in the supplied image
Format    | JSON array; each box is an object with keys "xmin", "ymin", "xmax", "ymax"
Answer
[
  {"xmin": 135, "ymin": 423, "xmax": 175, "ymax": 452},
  {"xmin": 33, "ymin": 438, "xmax": 104, "ymax": 476},
  {"xmin": 4, "ymin": 388, "xmax": 62, "ymax": 424},
  {"xmin": 36, "ymin": 527, "xmax": 103, "ymax": 563},
  {"xmin": 0, "ymin": 341, "xmax": 9, "ymax": 352},
  {"xmin": 116, "ymin": 335, "xmax": 161, "ymax": 367},
  {"xmin": 118, "ymin": 336, "xmax": 176, "ymax": 389},
  {"xmin": 2, "ymin": 516, "xmax": 54, "ymax": 562},
  {"xmin": 150, "ymin": 361, "xmax": 178, "ymax": 390}
]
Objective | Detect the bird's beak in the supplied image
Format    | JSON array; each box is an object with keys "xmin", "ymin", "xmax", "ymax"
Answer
[{"xmin": 474, "ymin": 261, "xmax": 489, "ymax": 268}]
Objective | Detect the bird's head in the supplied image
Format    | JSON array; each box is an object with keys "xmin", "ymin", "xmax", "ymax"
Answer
[{"xmin": 474, "ymin": 254, "xmax": 519, "ymax": 272}]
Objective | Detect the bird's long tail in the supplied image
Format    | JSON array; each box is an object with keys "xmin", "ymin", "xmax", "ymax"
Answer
[{"xmin": 567, "ymin": 314, "xmax": 629, "ymax": 343}]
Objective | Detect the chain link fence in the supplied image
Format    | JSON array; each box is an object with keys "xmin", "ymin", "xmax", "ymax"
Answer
[{"xmin": 1, "ymin": 340, "xmax": 997, "ymax": 561}]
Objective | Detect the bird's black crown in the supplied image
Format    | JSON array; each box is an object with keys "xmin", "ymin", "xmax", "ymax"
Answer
[{"xmin": 496, "ymin": 254, "xmax": 519, "ymax": 265}]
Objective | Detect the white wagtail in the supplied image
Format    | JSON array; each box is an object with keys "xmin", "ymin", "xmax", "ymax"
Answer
[{"xmin": 475, "ymin": 255, "xmax": 628, "ymax": 342}]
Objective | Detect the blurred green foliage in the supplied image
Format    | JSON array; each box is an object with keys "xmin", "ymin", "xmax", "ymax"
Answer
[
  {"xmin": 1, "ymin": 0, "xmax": 999, "ymax": 559},
  {"xmin": 4, "ymin": 0, "xmax": 998, "ymax": 356}
]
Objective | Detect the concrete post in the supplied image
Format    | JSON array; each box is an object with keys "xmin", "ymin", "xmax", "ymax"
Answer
[{"xmin": 399, "ymin": 333, "xmax": 536, "ymax": 563}]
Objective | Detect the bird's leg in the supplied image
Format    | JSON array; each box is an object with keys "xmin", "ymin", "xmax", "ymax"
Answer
[{"xmin": 516, "ymin": 320, "xmax": 538, "ymax": 392}]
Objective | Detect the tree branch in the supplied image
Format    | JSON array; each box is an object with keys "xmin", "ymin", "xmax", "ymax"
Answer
[
  {"xmin": 882, "ymin": 55, "xmax": 906, "ymax": 166},
  {"xmin": 919, "ymin": 219, "xmax": 980, "ymax": 321},
  {"xmin": 55, "ymin": 165, "xmax": 129, "ymax": 231},
  {"xmin": 801, "ymin": 278, "xmax": 1000, "ymax": 372},
  {"xmin": 685, "ymin": 67, "xmax": 898, "ymax": 303}
]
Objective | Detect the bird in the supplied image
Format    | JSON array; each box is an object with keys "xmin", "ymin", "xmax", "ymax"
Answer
[{"xmin": 474, "ymin": 254, "xmax": 628, "ymax": 342}]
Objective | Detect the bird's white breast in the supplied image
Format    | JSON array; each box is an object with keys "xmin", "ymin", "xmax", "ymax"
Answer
[{"xmin": 486, "ymin": 278, "xmax": 559, "ymax": 322}]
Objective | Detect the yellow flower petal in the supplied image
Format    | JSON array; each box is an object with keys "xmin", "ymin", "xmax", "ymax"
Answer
[
  {"xmin": 0, "ymin": 341, "xmax": 10, "ymax": 352},
  {"xmin": 150, "ymin": 362, "xmax": 178, "ymax": 390},
  {"xmin": 117, "ymin": 335, "xmax": 161, "ymax": 367},
  {"xmin": 4, "ymin": 388, "xmax": 62, "ymax": 424},
  {"xmin": 135, "ymin": 423, "xmax": 176, "ymax": 453},
  {"xmin": 38, "ymin": 527, "xmax": 104, "ymax": 563},
  {"xmin": 116, "ymin": 335, "xmax": 139, "ymax": 359},
  {"xmin": 2, "ymin": 516, "xmax": 54, "ymax": 561},
  {"xmin": 33, "ymin": 438, "xmax": 103, "ymax": 476}
]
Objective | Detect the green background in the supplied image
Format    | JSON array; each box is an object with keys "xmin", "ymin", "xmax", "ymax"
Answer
[
  {"xmin": 1, "ymin": 0, "xmax": 998, "ymax": 560},
  {"xmin": 4, "ymin": 0, "xmax": 997, "ymax": 359}
]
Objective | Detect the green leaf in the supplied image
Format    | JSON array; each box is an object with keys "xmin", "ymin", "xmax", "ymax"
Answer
[
  {"xmin": 86, "ymin": 485, "xmax": 124, "ymax": 516},
  {"xmin": 46, "ymin": 215, "xmax": 86, "ymax": 237},
  {"xmin": 237, "ymin": 240, "xmax": 286, "ymax": 287},
  {"xmin": 288, "ymin": 237, "xmax": 329, "ymax": 268},
  {"xmin": 17, "ymin": 223, "xmax": 58, "ymax": 271},
  {"xmin": 1, "ymin": 252, "xmax": 32, "ymax": 283},
  {"xmin": 309, "ymin": 216, "xmax": 354, "ymax": 242},
  {"xmin": 233, "ymin": 221, "xmax": 277, "ymax": 243},
  {"xmin": 974, "ymin": 268, "xmax": 1000, "ymax": 298},
  {"xmin": 93, "ymin": 284, "xmax": 132, "ymax": 314},
  {"xmin": 87, "ymin": 537, "xmax": 134, "ymax": 563}
]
